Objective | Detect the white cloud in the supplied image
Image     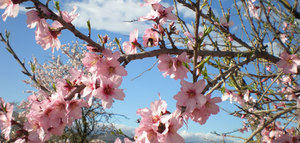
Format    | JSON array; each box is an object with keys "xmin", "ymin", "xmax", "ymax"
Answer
[
  {"xmin": 63, "ymin": 0, "xmax": 152, "ymax": 35},
  {"xmin": 177, "ymin": 4, "xmax": 194, "ymax": 19}
]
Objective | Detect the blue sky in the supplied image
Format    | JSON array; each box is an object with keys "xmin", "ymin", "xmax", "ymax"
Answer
[{"xmin": 0, "ymin": 0, "xmax": 253, "ymax": 141}]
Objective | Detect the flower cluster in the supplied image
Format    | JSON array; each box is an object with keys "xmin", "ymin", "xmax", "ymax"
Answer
[
  {"xmin": 26, "ymin": 5, "xmax": 78, "ymax": 52},
  {"xmin": 0, "ymin": 98, "xmax": 13, "ymax": 140},
  {"xmin": 158, "ymin": 52, "xmax": 190, "ymax": 80}
]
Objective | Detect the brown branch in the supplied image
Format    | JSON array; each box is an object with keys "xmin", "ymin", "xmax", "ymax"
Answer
[
  {"xmin": 203, "ymin": 56, "xmax": 256, "ymax": 94},
  {"xmin": 118, "ymin": 48, "xmax": 280, "ymax": 64},
  {"xmin": 0, "ymin": 33, "xmax": 51, "ymax": 95},
  {"xmin": 244, "ymin": 106, "xmax": 297, "ymax": 142},
  {"xmin": 177, "ymin": 0, "xmax": 253, "ymax": 50},
  {"xmin": 30, "ymin": 0, "xmax": 104, "ymax": 52}
]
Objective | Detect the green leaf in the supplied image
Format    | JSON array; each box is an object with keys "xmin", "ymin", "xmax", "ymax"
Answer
[
  {"xmin": 87, "ymin": 20, "xmax": 91, "ymax": 32},
  {"xmin": 65, "ymin": 79, "xmax": 72, "ymax": 86},
  {"xmin": 195, "ymin": 56, "xmax": 211, "ymax": 71},
  {"xmin": 54, "ymin": 1, "xmax": 60, "ymax": 11},
  {"xmin": 220, "ymin": 85, "xmax": 225, "ymax": 94},
  {"xmin": 202, "ymin": 67, "xmax": 208, "ymax": 79},
  {"xmin": 30, "ymin": 61, "xmax": 35, "ymax": 73},
  {"xmin": 182, "ymin": 62, "xmax": 190, "ymax": 71},
  {"xmin": 114, "ymin": 37, "xmax": 120, "ymax": 45},
  {"xmin": 5, "ymin": 31, "xmax": 10, "ymax": 38},
  {"xmin": 52, "ymin": 83, "xmax": 56, "ymax": 91}
]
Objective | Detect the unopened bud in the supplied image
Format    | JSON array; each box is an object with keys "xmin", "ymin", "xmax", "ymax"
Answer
[{"xmin": 103, "ymin": 35, "xmax": 108, "ymax": 44}]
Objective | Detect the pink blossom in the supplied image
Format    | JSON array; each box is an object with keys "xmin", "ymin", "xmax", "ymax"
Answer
[
  {"xmin": 222, "ymin": 89, "xmax": 253, "ymax": 106},
  {"xmin": 184, "ymin": 31, "xmax": 203, "ymax": 50},
  {"xmin": 114, "ymin": 138, "xmax": 134, "ymax": 143},
  {"xmin": 243, "ymin": 90, "xmax": 256, "ymax": 103},
  {"xmin": 35, "ymin": 21, "xmax": 62, "ymax": 52},
  {"xmin": 152, "ymin": 3, "xmax": 177, "ymax": 24},
  {"xmin": 0, "ymin": 98, "xmax": 13, "ymax": 139},
  {"xmin": 143, "ymin": 28, "xmax": 159, "ymax": 47},
  {"xmin": 276, "ymin": 51, "xmax": 300, "ymax": 74},
  {"xmin": 174, "ymin": 80, "xmax": 206, "ymax": 113},
  {"xmin": 171, "ymin": 52, "xmax": 190, "ymax": 80},
  {"xmin": 26, "ymin": 5, "xmax": 50, "ymax": 29},
  {"xmin": 61, "ymin": 6, "xmax": 79, "ymax": 23},
  {"xmin": 266, "ymin": 65, "xmax": 271, "ymax": 72},
  {"xmin": 55, "ymin": 79, "xmax": 74, "ymax": 96},
  {"xmin": 158, "ymin": 110, "xmax": 184, "ymax": 143},
  {"xmin": 189, "ymin": 94, "xmax": 221, "ymax": 125},
  {"xmin": 274, "ymin": 134, "xmax": 300, "ymax": 143},
  {"xmin": 122, "ymin": 29, "xmax": 140, "ymax": 54},
  {"xmin": 158, "ymin": 52, "xmax": 190, "ymax": 80},
  {"xmin": 97, "ymin": 52, "xmax": 127, "ymax": 78},
  {"xmin": 139, "ymin": 9, "xmax": 159, "ymax": 22},
  {"xmin": 82, "ymin": 52, "xmax": 102, "ymax": 73},
  {"xmin": 0, "ymin": 0, "xmax": 19, "ymax": 21},
  {"xmin": 95, "ymin": 76, "xmax": 125, "ymax": 109},
  {"xmin": 219, "ymin": 16, "xmax": 234, "ymax": 27},
  {"xmin": 135, "ymin": 97, "xmax": 169, "ymax": 143},
  {"xmin": 158, "ymin": 54, "xmax": 174, "ymax": 77},
  {"xmin": 26, "ymin": 10, "xmax": 42, "ymax": 29},
  {"xmin": 67, "ymin": 68, "xmax": 84, "ymax": 85},
  {"xmin": 66, "ymin": 99, "xmax": 87, "ymax": 126},
  {"xmin": 139, "ymin": 3, "xmax": 176, "ymax": 24},
  {"xmin": 81, "ymin": 74, "xmax": 99, "ymax": 97}
]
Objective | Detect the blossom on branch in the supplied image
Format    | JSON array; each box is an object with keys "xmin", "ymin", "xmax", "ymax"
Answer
[
  {"xmin": 143, "ymin": 28, "xmax": 159, "ymax": 47},
  {"xmin": 174, "ymin": 80, "xmax": 206, "ymax": 113},
  {"xmin": 158, "ymin": 52, "xmax": 190, "ymax": 80},
  {"xmin": 0, "ymin": 98, "xmax": 13, "ymax": 140},
  {"xmin": 276, "ymin": 51, "xmax": 300, "ymax": 74},
  {"xmin": 0, "ymin": 0, "xmax": 19, "ymax": 21},
  {"xmin": 123, "ymin": 29, "xmax": 140, "ymax": 54}
]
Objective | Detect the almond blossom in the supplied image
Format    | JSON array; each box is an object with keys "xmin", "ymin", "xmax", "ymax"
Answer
[
  {"xmin": 171, "ymin": 52, "xmax": 190, "ymax": 80},
  {"xmin": 276, "ymin": 51, "xmax": 300, "ymax": 74},
  {"xmin": 173, "ymin": 80, "xmax": 206, "ymax": 113},
  {"xmin": 98, "ymin": 50, "xmax": 127, "ymax": 78},
  {"xmin": 143, "ymin": 28, "xmax": 159, "ymax": 47},
  {"xmin": 66, "ymin": 99, "xmax": 88, "ymax": 126},
  {"xmin": 189, "ymin": 94, "xmax": 221, "ymax": 125},
  {"xmin": 61, "ymin": 6, "xmax": 79, "ymax": 23},
  {"xmin": 140, "ymin": 3, "xmax": 176, "ymax": 24},
  {"xmin": 152, "ymin": 3, "xmax": 177, "ymax": 24},
  {"xmin": 114, "ymin": 138, "xmax": 134, "ymax": 143},
  {"xmin": 81, "ymin": 74, "xmax": 100, "ymax": 106},
  {"xmin": 82, "ymin": 52, "xmax": 103, "ymax": 74},
  {"xmin": 0, "ymin": 0, "xmax": 19, "ymax": 21},
  {"xmin": 135, "ymin": 97, "xmax": 185, "ymax": 143},
  {"xmin": 158, "ymin": 52, "xmax": 190, "ymax": 80},
  {"xmin": 184, "ymin": 31, "xmax": 203, "ymax": 50},
  {"xmin": 122, "ymin": 29, "xmax": 140, "ymax": 54},
  {"xmin": 157, "ymin": 54, "xmax": 174, "ymax": 77},
  {"xmin": 157, "ymin": 110, "xmax": 184, "ymax": 143},
  {"xmin": 135, "ymin": 97, "xmax": 167, "ymax": 142},
  {"xmin": 95, "ymin": 76, "xmax": 125, "ymax": 109},
  {"xmin": 0, "ymin": 97, "xmax": 13, "ymax": 139},
  {"xmin": 219, "ymin": 16, "xmax": 234, "ymax": 27},
  {"xmin": 35, "ymin": 21, "xmax": 62, "ymax": 52}
]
